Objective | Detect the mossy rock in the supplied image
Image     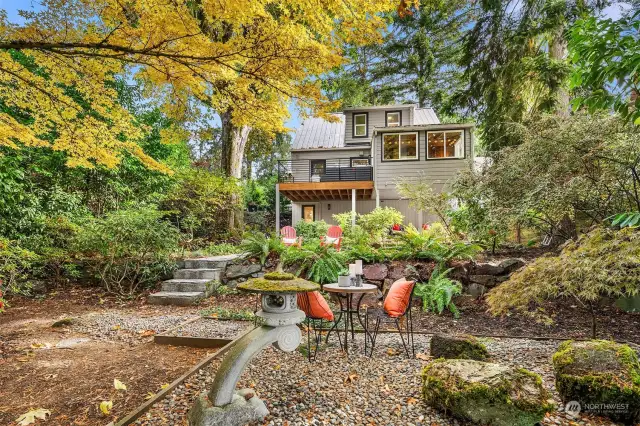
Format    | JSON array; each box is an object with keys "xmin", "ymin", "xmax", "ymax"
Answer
[
  {"xmin": 422, "ymin": 359, "xmax": 554, "ymax": 426},
  {"xmin": 552, "ymin": 340, "xmax": 640, "ymax": 424},
  {"xmin": 430, "ymin": 334, "xmax": 489, "ymax": 361},
  {"xmin": 237, "ymin": 272, "xmax": 319, "ymax": 294}
]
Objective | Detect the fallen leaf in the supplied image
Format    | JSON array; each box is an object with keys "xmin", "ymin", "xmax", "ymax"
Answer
[
  {"xmin": 274, "ymin": 364, "xmax": 281, "ymax": 370},
  {"xmin": 145, "ymin": 392, "xmax": 155, "ymax": 400},
  {"xmin": 16, "ymin": 408, "xmax": 51, "ymax": 425},
  {"xmin": 140, "ymin": 329, "xmax": 155, "ymax": 337},
  {"xmin": 407, "ymin": 397, "xmax": 418, "ymax": 405},
  {"xmin": 99, "ymin": 401, "xmax": 113, "ymax": 415},
  {"xmin": 114, "ymin": 378, "xmax": 127, "ymax": 391},
  {"xmin": 415, "ymin": 353, "xmax": 430, "ymax": 361},
  {"xmin": 30, "ymin": 342, "xmax": 51, "ymax": 349},
  {"xmin": 160, "ymin": 383, "xmax": 169, "ymax": 389},
  {"xmin": 386, "ymin": 348, "xmax": 398, "ymax": 356},
  {"xmin": 344, "ymin": 372, "xmax": 359, "ymax": 384},
  {"xmin": 112, "ymin": 324, "xmax": 121, "ymax": 331}
]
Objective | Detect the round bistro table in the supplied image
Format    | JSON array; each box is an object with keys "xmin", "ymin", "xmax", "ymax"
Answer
[{"xmin": 323, "ymin": 283, "xmax": 378, "ymax": 355}]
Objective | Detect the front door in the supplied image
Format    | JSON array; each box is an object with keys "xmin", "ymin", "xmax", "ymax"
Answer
[{"xmin": 302, "ymin": 205, "xmax": 316, "ymax": 222}]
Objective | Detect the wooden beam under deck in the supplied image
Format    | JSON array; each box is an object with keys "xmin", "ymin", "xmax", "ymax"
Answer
[{"xmin": 279, "ymin": 181, "xmax": 374, "ymax": 202}]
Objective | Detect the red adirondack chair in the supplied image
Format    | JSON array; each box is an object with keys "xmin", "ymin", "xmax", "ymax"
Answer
[
  {"xmin": 320, "ymin": 225, "xmax": 343, "ymax": 251},
  {"xmin": 281, "ymin": 226, "xmax": 302, "ymax": 247}
]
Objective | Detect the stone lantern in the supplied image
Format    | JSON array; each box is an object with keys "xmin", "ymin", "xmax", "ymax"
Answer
[{"xmin": 188, "ymin": 272, "xmax": 319, "ymax": 426}]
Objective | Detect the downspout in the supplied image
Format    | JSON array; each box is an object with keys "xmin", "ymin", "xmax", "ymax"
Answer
[{"xmin": 372, "ymin": 129, "xmax": 380, "ymax": 208}]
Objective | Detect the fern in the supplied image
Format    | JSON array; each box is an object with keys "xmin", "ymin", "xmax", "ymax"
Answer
[
  {"xmin": 240, "ymin": 232, "xmax": 283, "ymax": 265},
  {"xmin": 414, "ymin": 267, "xmax": 462, "ymax": 318},
  {"xmin": 282, "ymin": 241, "xmax": 346, "ymax": 284}
]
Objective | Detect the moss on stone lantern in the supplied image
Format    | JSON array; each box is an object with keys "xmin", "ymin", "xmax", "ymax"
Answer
[{"xmin": 237, "ymin": 272, "xmax": 320, "ymax": 294}]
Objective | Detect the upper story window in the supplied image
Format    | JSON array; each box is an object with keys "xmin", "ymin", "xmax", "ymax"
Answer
[
  {"xmin": 353, "ymin": 113, "xmax": 368, "ymax": 137},
  {"xmin": 386, "ymin": 111, "xmax": 401, "ymax": 127},
  {"xmin": 427, "ymin": 130, "xmax": 464, "ymax": 159},
  {"xmin": 383, "ymin": 133, "xmax": 418, "ymax": 161}
]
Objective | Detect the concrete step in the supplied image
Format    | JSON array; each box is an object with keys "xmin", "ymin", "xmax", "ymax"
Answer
[
  {"xmin": 161, "ymin": 279, "xmax": 212, "ymax": 293},
  {"xmin": 183, "ymin": 254, "xmax": 243, "ymax": 270},
  {"xmin": 183, "ymin": 259, "xmax": 228, "ymax": 269},
  {"xmin": 147, "ymin": 291, "xmax": 205, "ymax": 306},
  {"xmin": 174, "ymin": 268, "xmax": 221, "ymax": 280}
]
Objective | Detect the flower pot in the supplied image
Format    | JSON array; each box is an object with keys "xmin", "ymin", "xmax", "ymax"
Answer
[{"xmin": 338, "ymin": 275, "xmax": 352, "ymax": 287}]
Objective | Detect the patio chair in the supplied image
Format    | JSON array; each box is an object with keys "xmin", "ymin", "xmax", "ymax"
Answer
[
  {"xmin": 281, "ymin": 226, "xmax": 302, "ymax": 247},
  {"xmin": 297, "ymin": 291, "xmax": 337, "ymax": 361},
  {"xmin": 320, "ymin": 225, "xmax": 343, "ymax": 251},
  {"xmin": 364, "ymin": 279, "xmax": 416, "ymax": 359}
]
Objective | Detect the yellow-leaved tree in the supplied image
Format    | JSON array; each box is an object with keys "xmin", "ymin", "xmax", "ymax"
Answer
[{"xmin": 0, "ymin": 0, "xmax": 406, "ymax": 176}]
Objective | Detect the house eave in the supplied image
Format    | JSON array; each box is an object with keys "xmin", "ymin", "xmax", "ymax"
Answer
[{"xmin": 374, "ymin": 123, "xmax": 475, "ymax": 133}]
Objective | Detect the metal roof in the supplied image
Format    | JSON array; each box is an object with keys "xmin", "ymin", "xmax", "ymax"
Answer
[
  {"xmin": 291, "ymin": 113, "xmax": 345, "ymax": 150},
  {"xmin": 413, "ymin": 107, "xmax": 440, "ymax": 125}
]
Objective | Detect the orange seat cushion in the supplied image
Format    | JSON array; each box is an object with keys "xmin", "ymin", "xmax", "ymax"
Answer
[
  {"xmin": 298, "ymin": 291, "xmax": 334, "ymax": 321},
  {"xmin": 383, "ymin": 280, "xmax": 414, "ymax": 317}
]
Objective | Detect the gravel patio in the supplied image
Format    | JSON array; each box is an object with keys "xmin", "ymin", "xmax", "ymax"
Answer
[{"xmin": 134, "ymin": 332, "xmax": 632, "ymax": 426}]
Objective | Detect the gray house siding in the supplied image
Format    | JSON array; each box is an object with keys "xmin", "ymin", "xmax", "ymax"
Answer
[
  {"xmin": 374, "ymin": 127, "xmax": 472, "ymax": 199},
  {"xmin": 344, "ymin": 106, "xmax": 413, "ymax": 145}
]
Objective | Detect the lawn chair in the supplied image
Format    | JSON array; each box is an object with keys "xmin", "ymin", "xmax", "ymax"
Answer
[
  {"xmin": 364, "ymin": 279, "xmax": 415, "ymax": 359},
  {"xmin": 320, "ymin": 225, "xmax": 343, "ymax": 251},
  {"xmin": 297, "ymin": 291, "xmax": 338, "ymax": 361},
  {"xmin": 281, "ymin": 226, "xmax": 302, "ymax": 247}
]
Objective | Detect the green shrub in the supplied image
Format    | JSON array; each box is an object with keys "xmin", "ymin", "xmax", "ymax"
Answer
[
  {"xmin": 0, "ymin": 238, "xmax": 40, "ymax": 297},
  {"xmin": 161, "ymin": 169, "xmax": 242, "ymax": 246},
  {"xmin": 414, "ymin": 267, "xmax": 462, "ymax": 318},
  {"xmin": 333, "ymin": 207, "xmax": 403, "ymax": 244},
  {"xmin": 488, "ymin": 227, "xmax": 640, "ymax": 338},
  {"xmin": 203, "ymin": 242, "xmax": 242, "ymax": 256},
  {"xmin": 240, "ymin": 232, "xmax": 283, "ymax": 265},
  {"xmin": 294, "ymin": 220, "xmax": 329, "ymax": 241},
  {"xmin": 73, "ymin": 207, "xmax": 179, "ymax": 295},
  {"xmin": 343, "ymin": 243, "xmax": 386, "ymax": 263}
]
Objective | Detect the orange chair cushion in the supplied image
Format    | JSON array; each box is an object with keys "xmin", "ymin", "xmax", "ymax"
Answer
[
  {"xmin": 383, "ymin": 280, "xmax": 414, "ymax": 318},
  {"xmin": 298, "ymin": 291, "xmax": 334, "ymax": 321}
]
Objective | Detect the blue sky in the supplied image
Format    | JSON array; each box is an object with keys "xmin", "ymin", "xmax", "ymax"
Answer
[{"xmin": 1, "ymin": 0, "xmax": 632, "ymax": 131}]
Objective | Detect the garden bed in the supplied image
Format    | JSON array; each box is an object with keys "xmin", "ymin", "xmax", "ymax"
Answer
[{"xmin": 133, "ymin": 333, "xmax": 636, "ymax": 426}]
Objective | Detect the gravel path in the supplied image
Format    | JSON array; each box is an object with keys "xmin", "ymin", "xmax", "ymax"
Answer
[
  {"xmin": 134, "ymin": 333, "xmax": 626, "ymax": 426},
  {"xmin": 72, "ymin": 311, "xmax": 198, "ymax": 343},
  {"xmin": 166, "ymin": 318, "xmax": 252, "ymax": 339}
]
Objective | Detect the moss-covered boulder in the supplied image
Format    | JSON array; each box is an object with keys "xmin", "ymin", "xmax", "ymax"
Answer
[
  {"xmin": 430, "ymin": 334, "xmax": 489, "ymax": 361},
  {"xmin": 553, "ymin": 340, "xmax": 640, "ymax": 424},
  {"xmin": 422, "ymin": 359, "xmax": 554, "ymax": 426}
]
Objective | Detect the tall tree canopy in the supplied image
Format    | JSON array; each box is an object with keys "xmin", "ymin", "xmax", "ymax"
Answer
[
  {"xmin": 456, "ymin": 0, "xmax": 611, "ymax": 151},
  {"xmin": 0, "ymin": 0, "xmax": 401, "ymax": 171}
]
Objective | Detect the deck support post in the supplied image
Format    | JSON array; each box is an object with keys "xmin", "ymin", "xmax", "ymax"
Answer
[
  {"xmin": 351, "ymin": 188, "xmax": 356, "ymax": 227},
  {"xmin": 275, "ymin": 183, "xmax": 280, "ymax": 234}
]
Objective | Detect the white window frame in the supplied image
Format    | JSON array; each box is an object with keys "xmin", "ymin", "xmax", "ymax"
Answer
[
  {"xmin": 353, "ymin": 113, "xmax": 367, "ymax": 137},
  {"xmin": 426, "ymin": 130, "xmax": 465, "ymax": 160},
  {"xmin": 386, "ymin": 111, "xmax": 401, "ymax": 127},
  {"xmin": 382, "ymin": 132, "xmax": 419, "ymax": 161}
]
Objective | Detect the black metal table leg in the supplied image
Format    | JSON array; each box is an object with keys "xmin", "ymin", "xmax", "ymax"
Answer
[{"xmin": 354, "ymin": 293, "xmax": 372, "ymax": 354}]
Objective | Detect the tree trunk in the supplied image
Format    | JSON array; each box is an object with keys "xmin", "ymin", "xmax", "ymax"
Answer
[
  {"xmin": 550, "ymin": 26, "xmax": 570, "ymax": 117},
  {"xmin": 589, "ymin": 301, "xmax": 597, "ymax": 339},
  {"xmin": 220, "ymin": 109, "xmax": 251, "ymax": 229}
]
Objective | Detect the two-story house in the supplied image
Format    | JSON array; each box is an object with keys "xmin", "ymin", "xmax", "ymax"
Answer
[{"xmin": 274, "ymin": 104, "xmax": 474, "ymax": 231}]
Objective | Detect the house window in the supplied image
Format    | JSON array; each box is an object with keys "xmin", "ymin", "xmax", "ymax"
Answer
[
  {"xmin": 386, "ymin": 111, "xmax": 401, "ymax": 127},
  {"xmin": 427, "ymin": 131, "xmax": 464, "ymax": 159},
  {"xmin": 353, "ymin": 113, "xmax": 367, "ymax": 137},
  {"xmin": 351, "ymin": 157, "xmax": 370, "ymax": 167},
  {"xmin": 383, "ymin": 133, "xmax": 418, "ymax": 161},
  {"xmin": 310, "ymin": 160, "xmax": 326, "ymax": 176},
  {"xmin": 302, "ymin": 205, "xmax": 315, "ymax": 222}
]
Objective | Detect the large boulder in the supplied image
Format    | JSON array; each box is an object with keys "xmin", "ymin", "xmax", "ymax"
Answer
[
  {"xmin": 224, "ymin": 263, "xmax": 262, "ymax": 281},
  {"xmin": 422, "ymin": 359, "xmax": 554, "ymax": 426},
  {"xmin": 552, "ymin": 340, "xmax": 640, "ymax": 424},
  {"xmin": 430, "ymin": 334, "xmax": 489, "ymax": 361},
  {"xmin": 363, "ymin": 263, "xmax": 388, "ymax": 281},
  {"xmin": 498, "ymin": 258, "xmax": 525, "ymax": 274}
]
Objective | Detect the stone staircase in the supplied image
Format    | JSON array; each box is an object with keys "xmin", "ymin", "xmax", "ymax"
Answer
[{"xmin": 148, "ymin": 254, "xmax": 241, "ymax": 306}]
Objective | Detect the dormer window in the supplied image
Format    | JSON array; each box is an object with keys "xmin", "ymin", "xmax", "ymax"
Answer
[
  {"xmin": 386, "ymin": 111, "xmax": 401, "ymax": 127},
  {"xmin": 353, "ymin": 113, "xmax": 368, "ymax": 137}
]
